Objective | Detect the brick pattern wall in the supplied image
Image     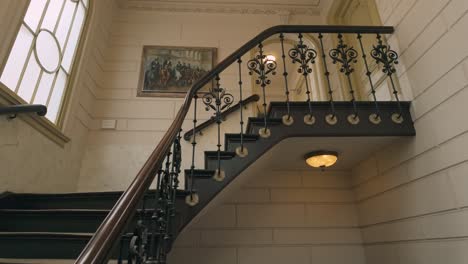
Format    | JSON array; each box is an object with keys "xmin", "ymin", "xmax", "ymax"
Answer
[
  {"xmin": 352, "ymin": 0, "xmax": 468, "ymax": 263},
  {"xmin": 169, "ymin": 170, "xmax": 366, "ymax": 264}
]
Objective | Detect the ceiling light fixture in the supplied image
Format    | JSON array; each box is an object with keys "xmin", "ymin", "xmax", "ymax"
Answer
[
  {"xmin": 304, "ymin": 151, "xmax": 338, "ymax": 169},
  {"xmin": 264, "ymin": 54, "xmax": 276, "ymax": 64}
]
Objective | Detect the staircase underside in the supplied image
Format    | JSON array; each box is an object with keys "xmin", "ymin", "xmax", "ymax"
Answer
[{"xmin": 0, "ymin": 101, "xmax": 415, "ymax": 260}]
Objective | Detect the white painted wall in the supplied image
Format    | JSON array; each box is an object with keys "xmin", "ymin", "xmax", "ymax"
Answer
[
  {"xmin": 0, "ymin": 0, "xmax": 116, "ymax": 193},
  {"xmin": 352, "ymin": 0, "xmax": 468, "ymax": 263},
  {"xmin": 169, "ymin": 169, "xmax": 366, "ymax": 264}
]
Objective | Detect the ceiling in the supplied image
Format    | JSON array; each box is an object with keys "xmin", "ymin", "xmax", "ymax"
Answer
[
  {"xmin": 265, "ymin": 136, "xmax": 399, "ymax": 170},
  {"xmin": 117, "ymin": 0, "xmax": 325, "ymax": 15}
]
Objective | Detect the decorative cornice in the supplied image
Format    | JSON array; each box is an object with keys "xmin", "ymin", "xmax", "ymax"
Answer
[{"xmin": 117, "ymin": 0, "xmax": 322, "ymax": 15}]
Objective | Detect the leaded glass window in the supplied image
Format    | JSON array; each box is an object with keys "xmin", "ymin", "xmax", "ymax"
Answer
[{"xmin": 0, "ymin": 0, "xmax": 89, "ymax": 123}]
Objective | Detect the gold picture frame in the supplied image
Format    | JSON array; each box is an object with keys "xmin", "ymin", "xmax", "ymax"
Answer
[{"xmin": 137, "ymin": 45, "xmax": 217, "ymax": 97}]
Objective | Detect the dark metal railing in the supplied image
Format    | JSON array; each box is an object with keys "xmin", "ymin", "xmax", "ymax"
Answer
[
  {"xmin": 183, "ymin": 94, "xmax": 259, "ymax": 141},
  {"xmin": 74, "ymin": 25, "xmax": 401, "ymax": 264},
  {"xmin": 0, "ymin": 104, "xmax": 47, "ymax": 118}
]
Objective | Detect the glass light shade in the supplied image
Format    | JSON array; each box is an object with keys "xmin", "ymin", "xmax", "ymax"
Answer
[
  {"xmin": 304, "ymin": 151, "xmax": 338, "ymax": 168},
  {"xmin": 265, "ymin": 54, "xmax": 276, "ymax": 62}
]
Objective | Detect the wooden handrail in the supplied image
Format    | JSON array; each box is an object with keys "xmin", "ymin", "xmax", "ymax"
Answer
[
  {"xmin": 0, "ymin": 104, "xmax": 47, "ymax": 118},
  {"xmin": 183, "ymin": 94, "xmax": 260, "ymax": 141},
  {"xmin": 74, "ymin": 25, "xmax": 394, "ymax": 264}
]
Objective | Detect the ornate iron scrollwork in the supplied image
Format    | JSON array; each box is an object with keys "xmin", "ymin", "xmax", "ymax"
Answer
[
  {"xmin": 329, "ymin": 33, "xmax": 360, "ymax": 122},
  {"xmin": 248, "ymin": 43, "xmax": 276, "ymax": 137},
  {"xmin": 370, "ymin": 34, "xmax": 399, "ymax": 76},
  {"xmin": 288, "ymin": 33, "xmax": 317, "ymax": 125},
  {"xmin": 288, "ymin": 34, "xmax": 317, "ymax": 76},
  {"xmin": 203, "ymin": 76, "xmax": 234, "ymax": 181},
  {"xmin": 329, "ymin": 34, "xmax": 358, "ymax": 76},
  {"xmin": 371, "ymin": 34, "xmax": 403, "ymax": 122},
  {"xmin": 202, "ymin": 82, "xmax": 235, "ymax": 113},
  {"xmin": 247, "ymin": 43, "xmax": 277, "ymax": 87}
]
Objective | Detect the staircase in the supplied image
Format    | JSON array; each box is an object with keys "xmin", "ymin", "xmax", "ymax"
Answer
[
  {"xmin": 0, "ymin": 26, "xmax": 415, "ymax": 263},
  {"xmin": 0, "ymin": 101, "xmax": 414, "ymax": 262},
  {"xmin": 0, "ymin": 190, "xmax": 189, "ymax": 261}
]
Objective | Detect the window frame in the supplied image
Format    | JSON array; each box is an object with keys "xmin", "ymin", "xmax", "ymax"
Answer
[{"xmin": 0, "ymin": 0, "xmax": 93, "ymax": 145}]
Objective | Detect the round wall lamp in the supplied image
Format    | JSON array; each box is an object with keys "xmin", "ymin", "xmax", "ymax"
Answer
[{"xmin": 304, "ymin": 151, "xmax": 338, "ymax": 169}]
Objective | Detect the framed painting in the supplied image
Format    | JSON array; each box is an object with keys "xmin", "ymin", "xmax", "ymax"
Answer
[{"xmin": 137, "ymin": 46, "xmax": 217, "ymax": 97}]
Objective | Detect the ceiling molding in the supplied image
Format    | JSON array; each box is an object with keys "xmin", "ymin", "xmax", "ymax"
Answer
[{"xmin": 117, "ymin": 0, "xmax": 322, "ymax": 16}]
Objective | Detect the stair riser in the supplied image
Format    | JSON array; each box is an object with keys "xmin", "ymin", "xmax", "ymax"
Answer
[
  {"xmin": 0, "ymin": 197, "xmax": 120, "ymax": 210},
  {"xmin": 0, "ymin": 206, "xmax": 187, "ymax": 233},
  {"xmin": 224, "ymin": 140, "xmax": 257, "ymax": 153},
  {"xmin": 0, "ymin": 191, "xmax": 189, "ymax": 210},
  {"xmin": 246, "ymin": 120, "xmax": 282, "ymax": 134},
  {"xmin": 0, "ymin": 214, "xmax": 148, "ymax": 233},
  {"xmin": 0, "ymin": 236, "xmax": 131, "ymax": 260}
]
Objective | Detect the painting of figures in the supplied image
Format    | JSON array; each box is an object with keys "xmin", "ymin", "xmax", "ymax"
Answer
[{"xmin": 138, "ymin": 46, "xmax": 217, "ymax": 97}]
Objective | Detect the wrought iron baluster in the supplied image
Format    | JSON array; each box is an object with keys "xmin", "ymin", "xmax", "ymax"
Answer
[
  {"xmin": 248, "ymin": 42, "xmax": 276, "ymax": 138},
  {"xmin": 371, "ymin": 33, "xmax": 403, "ymax": 123},
  {"xmin": 279, "ymin": 33, "xmax": 293, "ymax": 126},
  {"xmin": 318, "ymin": 33, "xmax": 337, "ymax": 125},
  {"xmin": 186, "ymin": 96, "xmax": 199, "ymax": 206},
  {"xmin": 203, "ymin": 75, "xmax": 234, "ymax": 181},
  {"xmin": 128, "ymin": 194, "xmax": 149, "ymax": 264},
  {"xmin": 289, "ymin": 33, "xmax": 317, "ymax": 125},
  {"xmin": 163, "ymin": 136, "xmax": 178, "ymax": 246},
  {"xmin": 148, "ymin": 168, "xmax": 163, "ymax": 262},
  {"xmin": 357, "ymin": 33, "xmax": 381, "ymax": 124},
  {"xmin": 236, "ymin": 58, "xmax": 248, "ymax": 158},
  {"xmin": 171, "ymin": 130, "xmax": 182, "ymax": 211},
  {"xmin": 117, "ymin": 236, "xmax": 124, "ymax": 264},
  {"xmin": 154, "ymin": 151, "xmax": 172, "ymax": 264},
  {"xmin": 330, "ymin": 33, "xmax": 360, "ymax": 124}
]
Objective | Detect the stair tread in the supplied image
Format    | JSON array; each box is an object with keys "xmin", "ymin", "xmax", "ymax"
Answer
[
  {"xmin": 1, "ymin": 189, "xmax": 189, "ymax": 199},
  {"xmin": 0, "ymin": 208, "xmax": 158, "ymax": 214},
  {"xmin": 0, "ymin": 258, "xmax": 92, "ymax": 264},
  {"xmin": 0, "ymin": 232, "xmax": 93, "ymax": 238},
  {"xmin": 0, "ymin": 231, "xmax": 148, "ymax": 236},
  {"xmin": 0, "ymin": 209, "xmax": 109, "ymax": 213}
]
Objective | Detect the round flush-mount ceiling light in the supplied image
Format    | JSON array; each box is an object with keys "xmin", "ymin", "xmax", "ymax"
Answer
[{"xmin": 304, "ymin": 151, "xmax": 338, "ymax": 169}]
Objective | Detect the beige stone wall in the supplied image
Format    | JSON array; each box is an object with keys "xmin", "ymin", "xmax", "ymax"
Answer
[
  {"xmin": 0, "ymin": 0, "xmax": 116, "ymax": 193},
  {"xmin": 352, "ymin": 0, "xmax": 468, "ymax": 263},
  {"xmin": 169, "ymin": 169, "xmax": 366, "ymax": 264},
  {"xmin": 75, "ymin": 7, "xmax": 324, "ymax": 191}
]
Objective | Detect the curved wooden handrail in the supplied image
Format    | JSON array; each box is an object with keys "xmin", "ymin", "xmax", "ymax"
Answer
[
  {"xmin": 183, "ymin": 94, "xmax": 260, "ymax": 141},
  {"xmin": 74, "ymin": 25, "xmax": 394, "ymax": 264}
]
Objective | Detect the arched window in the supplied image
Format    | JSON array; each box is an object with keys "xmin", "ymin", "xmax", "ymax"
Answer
[{"xmin": 0, "ymin": 0, "xmax": 89, "ymax": 123}]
